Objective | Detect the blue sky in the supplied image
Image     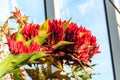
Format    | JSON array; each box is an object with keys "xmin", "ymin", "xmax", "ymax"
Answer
[
  {"xmin": 0, "ymin": 0, "xmax": 45, "ymax": 24},
  {"xmin": 0, "ymin": 0, "xmax": 115, "ymax": 80}
]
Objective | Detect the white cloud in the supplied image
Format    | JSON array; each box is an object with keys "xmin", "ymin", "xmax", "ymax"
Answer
[
  {"xmin": 53, "ymin": 0, "xmax": 64, "ymax": 19},
  {"xmin": 53, "ymin": 0, "xmax": 70, "ymax": 19},
  {"xmin": 78, "ymin": 0, "xmax": 94, "ymax": 16},
  {"xmin": 54, "ymin": 0, "xmax": 95, "ymax": 19}
]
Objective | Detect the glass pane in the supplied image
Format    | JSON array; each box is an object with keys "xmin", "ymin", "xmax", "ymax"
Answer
[
  {"xmin": 118, "ymin": 0, "xmax": 120, "ymax": 6},
  {"xmin": 54, "ymin": 0, "xmax": 114, "ymax": 80},
  {"xmin": 114, "ymin": 0, "xmax": 120, "ymax": 39},
  {"xmin": 12, "ymin": 0, "xmax": 45, "ymax": 23},
  {"xmin": 0, "ymin": 0, "xmax": 45, "ymax": 24}
]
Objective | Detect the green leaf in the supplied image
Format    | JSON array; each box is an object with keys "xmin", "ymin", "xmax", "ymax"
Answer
[
  {"xmin": 0, "ymin": 54, "xmax": 14, "ymax": 78},
  {"xmin": 78, "ymin": 75, "xmax": 89, "ymax": 80},
  {"xmin": 39, "ymin": 18, "xmax": 49, "ymax": 36},
  {"xmin": 52, "ymin": 41, "xmax": 74, "ymax": 49},
  {"xmin": 24, "ymin": 40, "xmax": 32, "ymax": 46},
  {"xmin": 24, "ymin": 33, "xmax": 49, "ymax": 46},
  {"xmin": 0, "ymin": 52, "xmax": 49, "ymax": 78},
  {"xmin": 33, "ymin": 33, "xmax": 49, "ymax": 45},
  {"xmin": 91, "ymin": 64, "xmax": 97, "ymax": 67},
  {"xmin": 62, "ymin": 17, "xmax": 72, "ymax": 31},
  {"xmin": 1, "ymin": 54, "xmax": 34, "ymax": 77},
  {"xmin": 29, "ymin": 52, "xmax": 49, "ymax": 62},
  {"xmin": 12, "ymin": 69, "xmax": 24, "ymax": 80},
  {"xmin": 16, "ymin": 25, "xmax": 24, "ymax": 42},
  {"xmin": 11, "ymin": 53, "xmax": 33, "ymax": 67},
  {"xmin": 74, "ymin": 66, "xmax": 82, "ymax": 72}
]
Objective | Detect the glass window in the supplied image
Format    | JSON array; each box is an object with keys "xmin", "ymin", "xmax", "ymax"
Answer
[
  {"xmin": 54, "ymin": 0, "xmax": 114, "ymax": 80},
  {"xmin": 114, "ymin": 0, "xmax": 120, "ymax": 39},
  {"xmin": 10, "ymin": 0, "xmax": 45, "ymax": 23},
  {"xmin": 0, "ymin": 0, "xmax": 45, "ymax": 24}
]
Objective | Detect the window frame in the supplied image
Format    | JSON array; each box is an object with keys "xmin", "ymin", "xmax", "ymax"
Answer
[
  {"xmin": 44, "ymin": 0, "xmax": 55, "ymax": 20},
  {"xmin": 104, "ymin": 0, "xmax": 120, "ymax": 80}
]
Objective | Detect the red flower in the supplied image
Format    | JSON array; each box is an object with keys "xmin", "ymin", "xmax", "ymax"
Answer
[
  {"xmin": 7, "ymin": 23, "xmax": 41, "ymax": 54},
  {"xmin": 29, "ymin": 41, "xmax": 41, "ymax": 53},
  {"xmin": 47, "ymin": 19, "xmax": 65, "ymax": 44},
  {"xmin": 66, "ymin": 23, "xmax": 100, "ymax": 64},
  {"xmin": 7, "ymin": 38, "xmax": 41, "ymax": 54},
  {"xmin": 22, "ymin": 23, "xmax": 40, "ymax": 40},
  {"xmin": 65, "ymin": 22, "xmax": 79, "ymax": 42},
  {"xmin": 75, "ymin": 26, "xmax": 100, "ymax": 63}
]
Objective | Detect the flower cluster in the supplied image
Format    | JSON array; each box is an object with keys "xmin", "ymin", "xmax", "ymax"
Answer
[
  {"xmin": 0, "ymin": 8, "xmax": 100, "ymax": 80},
  {"xmin": 7, "ymin": 38, "xmax": 41, "ymax": 54},
  {"xmin": 7, "ymin": 18, "xmax": 100, "ymax": 66},
  {"xmin": 66, "ymin": 23, "xmax": 100, "ymax": 64},
  {"xmin": 22, "ymin": 23, "xmax": 40, "ymax": 40},
  {"xmin": 7, "ymin": 23, "xmax": 41, "ymax": 54},
  {"xmin": 8, "ymin": 15, "xmax": 99, "ymax": 64},
  {"xmin": 47, "ymin": 19, "xmax": 65, "ymax": 45}
]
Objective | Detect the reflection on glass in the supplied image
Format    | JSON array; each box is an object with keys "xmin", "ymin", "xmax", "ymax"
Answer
[
  {"xmin": 54, "ymin": 0, "xmax": 114, "ymax": 80},
  {"xmin": 114, "ymin": 0, "xmax": 120, "ymax": 39}
]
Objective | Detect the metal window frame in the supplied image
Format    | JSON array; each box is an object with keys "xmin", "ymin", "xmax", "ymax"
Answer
[
  {"xmin": 44, "ymin": 0, "xmax": 120, "ymax": 80},
  {"xmin": 44, "ymin": 0, "xmax": 55, "ymax": 20},
  {"xmin": 104, "ymin": 0, "xmax": 120, "ymax": 80}
]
